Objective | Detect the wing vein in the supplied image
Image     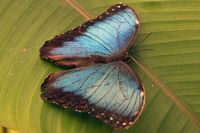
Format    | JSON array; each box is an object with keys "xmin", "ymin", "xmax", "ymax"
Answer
[
  {"xmin": 86, "ymin": 64, "xmax": 117, "ymax": 100},
  {"xmin": 116, "ymin": 13, "xmax": 132, "ymax": 27},
  {"xmin": 73, "ymin": 67, "xmax": 103, "ymax": 93},
  {"xmin": 79, "ymin": 34, "xmax": 112, "ymax": 53},
  {"xmin": 84, "ymin": 31, "xmax": 115, "ymax": 52},
  {"xmin": 128, "ymin": 91, "xmax": 139, "ymax": 116}
]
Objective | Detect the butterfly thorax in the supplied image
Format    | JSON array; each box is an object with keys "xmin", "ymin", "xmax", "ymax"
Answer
[{"xmin": 91, "ymin": 52, "xmax": 129, "ymax": 63}]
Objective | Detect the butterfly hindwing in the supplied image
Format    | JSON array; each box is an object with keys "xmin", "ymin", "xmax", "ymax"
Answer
[
  {"xmin": 40, "ymin": 4, "xmax": 139, "ymax": 67},
  {"xmin": 41, "ymin": 61, "xmax": 145, "ymax": 129}
]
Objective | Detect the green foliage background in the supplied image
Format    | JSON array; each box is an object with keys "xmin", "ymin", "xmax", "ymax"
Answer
[{"xmin": 0, "ymin": 0, "xmax": 200, "ymax": 133}]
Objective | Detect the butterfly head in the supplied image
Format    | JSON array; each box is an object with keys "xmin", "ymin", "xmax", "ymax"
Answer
[{"xmin": 123, "ymin": 52, "xmax": 131, "ymax": 63}]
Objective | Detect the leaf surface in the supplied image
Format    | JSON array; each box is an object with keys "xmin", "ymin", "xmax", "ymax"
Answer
[{"xmin": 0, "ymin": 0, "xmax": 200, "ymax": 132}]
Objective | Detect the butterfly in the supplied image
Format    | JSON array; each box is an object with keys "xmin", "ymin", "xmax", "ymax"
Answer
[{"xmin": 40, "ymin": 3, "xmax": 145, "ymax": 129}]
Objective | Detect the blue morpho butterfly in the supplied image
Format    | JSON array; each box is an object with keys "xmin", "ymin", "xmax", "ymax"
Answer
[{"xmin": 40, "ymin": 3, "xmax": 145, "ymax": 129}]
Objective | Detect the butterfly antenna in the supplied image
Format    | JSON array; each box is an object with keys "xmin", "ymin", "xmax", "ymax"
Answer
[{"xmin": 134, "ymin": 32, "xmax": 152, "ymax": 48}]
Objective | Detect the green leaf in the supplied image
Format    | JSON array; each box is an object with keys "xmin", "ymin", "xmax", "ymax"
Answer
[{"xmin": 0, "ymin": 0, "xmax": 200, "ymax": 132}]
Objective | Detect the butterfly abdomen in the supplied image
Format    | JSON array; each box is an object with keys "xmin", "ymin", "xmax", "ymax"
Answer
[{"xmin": 91, "ymin": 52, "xmax": 129, "ymax": 63}]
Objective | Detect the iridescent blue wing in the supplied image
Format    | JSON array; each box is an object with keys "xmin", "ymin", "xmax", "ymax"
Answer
[
  {"xmin": 40, "ymin": 4, "xmax": 139, "ymax": 67},
  {"xmin": 41, "ymin": 61, "xmax": 145, "ymax": 129}
]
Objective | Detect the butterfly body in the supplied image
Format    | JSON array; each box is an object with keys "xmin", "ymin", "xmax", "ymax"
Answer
[{"xmin": 40, "ymin": 3, "xmax": 145, "ymax": 130}]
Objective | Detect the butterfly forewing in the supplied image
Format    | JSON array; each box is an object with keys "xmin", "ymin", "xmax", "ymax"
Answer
[
  {"xmin": 40, "ymin": 4, "xmax": 139, "ymax": 67},
  {"xmin": 41, "ymin": 61, "xmax": 145, "ymax": 129}
]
